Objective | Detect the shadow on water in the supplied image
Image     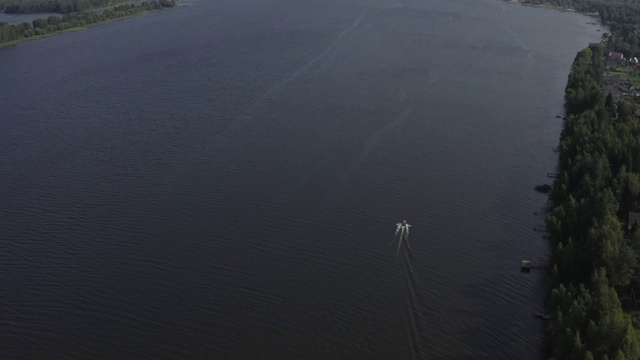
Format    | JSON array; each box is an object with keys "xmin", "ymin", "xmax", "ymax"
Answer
[{"xmin": 451, "ymin": 268, "xmax": 550, "ymax": 360}]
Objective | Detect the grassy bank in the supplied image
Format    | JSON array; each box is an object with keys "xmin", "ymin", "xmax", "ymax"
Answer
[{"xmin": 0, "ymin": 26, "xmax": 85, "ymax": 48}]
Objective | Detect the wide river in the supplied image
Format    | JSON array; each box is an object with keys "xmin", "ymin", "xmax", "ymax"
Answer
[{"xmin": 0, "ymin": 0, "xmax": 603, "ymax": 358}]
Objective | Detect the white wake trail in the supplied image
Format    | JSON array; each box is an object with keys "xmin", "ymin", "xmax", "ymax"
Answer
[
  {"xmin": 228, "ymin": 10, "xmax": 368, "ymax": 133},
  {"xmin": 402, "ymin": 234, "xmax": 423, "ymax": 360},
  {"xmin": 396, "ymin": 227, "xmax": 404, "ymax": 259}
]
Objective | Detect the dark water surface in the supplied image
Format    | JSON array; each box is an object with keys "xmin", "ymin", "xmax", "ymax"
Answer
[{"xmin": 0, "ymin": 0, "xmax": 603, "ymax": 358}]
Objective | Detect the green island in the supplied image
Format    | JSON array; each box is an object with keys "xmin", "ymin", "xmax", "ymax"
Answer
[
  {"xmin": 0, "ymin": 0, "xmax": 177, "ymax": 47},
  {"xmin": 518, "ymin": 0, "xmax": 640, "ymax": 358}
]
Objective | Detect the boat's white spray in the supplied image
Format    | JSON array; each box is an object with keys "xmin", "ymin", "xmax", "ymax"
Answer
[{"xmin": 394, "ymin": 223, "xmax": 411, "ymax": 260}]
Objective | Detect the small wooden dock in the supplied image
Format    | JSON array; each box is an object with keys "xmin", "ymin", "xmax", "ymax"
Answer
[
  {"xmin": 534, "ymin": 313, "xmax": 552, "ymax": 320},
  {"xmin": 547, "ymin": 173, "xmax": 559, "ymax": 179},
  {"xmin": 521, "ymin": 260, "xmax": 548, "ymax": 272}
]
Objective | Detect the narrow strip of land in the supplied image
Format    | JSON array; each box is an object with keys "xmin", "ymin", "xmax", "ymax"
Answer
[{"xmin": 0, "ymin": 0, "xmax": 176, "ymax": 48}]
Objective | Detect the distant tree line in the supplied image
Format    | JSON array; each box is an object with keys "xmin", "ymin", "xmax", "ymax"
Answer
[
  {"xmin": 0, "ymin": 0, "xmax": 174, "ymax": 44},
  {"xmin": 0, "ymin": 0, "xmax": 137, "ymax": 14},
  {"xmin": 547, "ymin": 43, "xmax": 640, "ymax": 359}
]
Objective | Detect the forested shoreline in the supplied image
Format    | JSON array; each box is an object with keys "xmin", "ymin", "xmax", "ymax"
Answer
[
  {"xmin": 0, "ymin": 0, "xmax": 176, "ymax": 46},
  {"xmin": 530, "ymin": 0, "xmax": 640, "ymax": 358},
  {"xmin": 547, "ymin": 44, "xmax": 640, "ymax": 359}
]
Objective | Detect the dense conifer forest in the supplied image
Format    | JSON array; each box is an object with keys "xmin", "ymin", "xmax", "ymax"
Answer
[{"xmin": 548, "ymin": 44, "xmax": 640, "ymax": 359}]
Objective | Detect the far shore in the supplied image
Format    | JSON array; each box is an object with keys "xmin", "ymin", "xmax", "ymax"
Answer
[
  {"xmin": 506, "ymin": 0, "xmax": 601, "ymax": 17},
  {"xmin": 0, "ymin": 10, "xmax": 159, "ymax": 49},
  {"xmin": 0, "ymin": 2, "xmax": 180, "ymax": 49}
]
